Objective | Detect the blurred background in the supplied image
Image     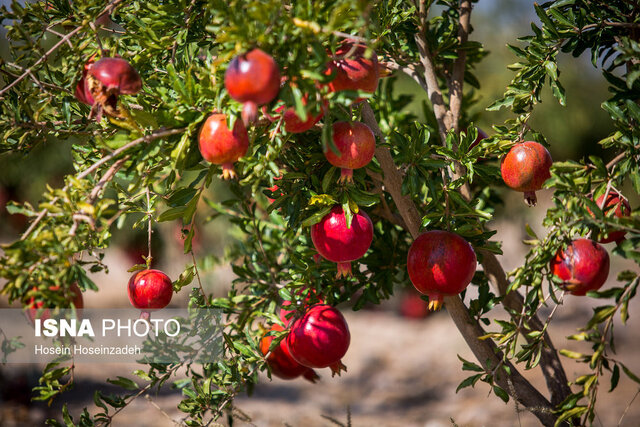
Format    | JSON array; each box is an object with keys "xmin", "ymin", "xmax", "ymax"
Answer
[{"xmin": 1, "ymin": 0, "xmax": 639, "ymax": 426}]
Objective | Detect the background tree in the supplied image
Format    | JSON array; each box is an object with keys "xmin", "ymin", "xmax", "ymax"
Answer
[{"xmin": 0, "ymin": 0, "xmax": 639, "ymax": 426}]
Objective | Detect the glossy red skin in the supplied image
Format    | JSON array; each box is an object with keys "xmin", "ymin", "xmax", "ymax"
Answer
[
  {"xmin": 260, "ymin": 324, "xmax": 319, "ymax": 382},
  {"xmin": 281, "ymin": 103, "xmax": 324, "ymax": 133},
  {"xmin": 324, "ymin": 121, "xmax": 376, "ymax": 180},
  {"xmin": 225, "ymin": 49, "xmax": 281, "ymax": 106},
  {"xmin": 198, "ymin": 113, "xmax": 249, "ymax": 165},
  {"xmin": 89, "ymin": 57, "xmax": 142, "ymax": 94},
  {"xmin": 286, "ymin": 304, "xmax": 350, "ymax": 374},
  {"xmin": 127, "ymin": 269, "xmax": 173, "ymax": 310},
  {"xmin": 500, "ymin": 141, "xmax": 552, "ymax": 193},
  {"xmin": 550, "ymin": 239, "xmax": 610, "ymax": 296},
  {"xmin": 311, "ymin": 206, "xmax": 373, "ymax": 266},
  {"xmin": 589, "ymin": 191, "xmax": 631, "ymax": 243},
  {"xmin": 75, "ymin": 61, "xmax": 95, "ymax": 105},
  {"xmin": 326, "ymin": 41, "xmax": 379, "ymax": 93},
  {"xmin": 407, "ymin": 231, "xmax": 477, "ymax": 310}
]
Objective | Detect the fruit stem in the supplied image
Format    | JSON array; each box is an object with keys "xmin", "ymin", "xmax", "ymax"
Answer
[
  {"xmin": 139, "ymin": 310, "xmax": 151, "ymax": 321},
  {"xmin": 336, "ymin": 261, "xmax": 353, "ymax": 278},
  {"xmin": 329, "ymin": 361, "xmax": 347, "ymax": 377},
  {"xmin": 241, "ymin": 101, "xmax": 258, "ymax": 126},
  {"xmin": 338, "ymin": 168, "xmax": 354, "ymax": 183},
  {"xmin": 524, "ymin": 191, "xmax": 538, "ymax": 207}
]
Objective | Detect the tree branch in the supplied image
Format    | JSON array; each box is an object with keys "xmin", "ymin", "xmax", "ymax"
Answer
[
  {"xmin": 362, "ymin": 101, "xmax": 557, "ymax": 426},
  {"xmin": 449, "ymin": 0, "xmax": 472, "ymax": 133}
]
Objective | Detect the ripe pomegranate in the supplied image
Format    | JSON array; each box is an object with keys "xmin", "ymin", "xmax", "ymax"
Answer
[
  {"xmin": 311, "ymin": 206, "xmax": 373, "ymax": 277},
  {"xmin": 86, "ymin": 57, "xmax": 142, "ymax": 119},
  {"xmin": 326, "ymin": 41, "xmax": 380, "ymax": 94},
  {"xmin": 225, "ymin": 49, "xmax": 281, "ymax": 125},
  {"xmin": 398, "ymin": 292, "xmax": 430, "ymax": 320},
  {"xmin": 550, "ymin": 239, "xmax": 610, "ymax": 296},
  {"xmin": 324, "ymin": 121, "xmax": 376, "ymax": 183},
  {"xmin": 127, "ymin": 269, "xmax": 173, "ymax": 311},
  {"xmin": 75, "ymin": 60, "xmax": 95, "ymax": 105},
  {"xmin": 259, "ymin": 324, "xmax": 319, "ymax": 383},
  {"xmin": 267, "ymin": 97, "xmax": 325, "ymax": 133},
  {"xmin": 286, "ymin": 304, "xmax": 350, "ymax": 376},
  {"xmin": 500, "ymin": 141, "xmax": 553, "ymax": 206},
  {"xmin": 198, "ymin": 113, "xmax": 249, "ymax": 179},
  {"xmin": 407, "ymin": 230, "xmax": 477, "ymax": 311},
  {"xmin": 588, "ymin": 191, "xmax": 631, "ymax": 243}
]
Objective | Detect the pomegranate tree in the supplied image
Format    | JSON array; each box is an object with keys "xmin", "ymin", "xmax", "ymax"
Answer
[
  {"xmin": 326, "ymin": 41, "xmax": 380, "ymax": 94},
  {"xmin": 224, "ymin": 48, "xmax": 281, "ymax": 124},
  {"xmin": 407, "ymin": 230, "xmax": 477, "ymax": 311},
  {"xmin": 324, "ymin": 121, "xmax": 376, "ymax": 183},
  {"xmin": 588, "ymin": 191, "xmax": 631, "ymax": 243},
  {"xmin": 127, "ymin": 269, "xmax": 173, "ymax": 312},
  {"xmin": 550, "ymin": 239, "xmax": 610, "ymax": 296},
  {"xmin": 311, "ymin": 206, "xmax": 373, "ymax": 277},
  {"xmin": 500, "ymin": 141, "xmax": 553, "ymax": 206},
  {"xmin": 259, "ymin": 324, "xmax": 319, "ymax": 383},
  {"xmin": 286, "ymin": 304, "xmax": 350, "ymax": 376},
  {"xmin": 198, "ymin": 113, "xmax": 249, "ymax": 179}
]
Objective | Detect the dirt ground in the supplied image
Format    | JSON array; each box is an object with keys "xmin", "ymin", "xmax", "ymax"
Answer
[{"xmin": 2, "ymin": 192, "xmax": 640, "ymax": 426}]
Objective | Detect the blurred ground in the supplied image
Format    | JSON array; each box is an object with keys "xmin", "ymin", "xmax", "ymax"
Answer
[{"xmin": 1, "ymin": 192, "xmax": 640, "ymax": 427}]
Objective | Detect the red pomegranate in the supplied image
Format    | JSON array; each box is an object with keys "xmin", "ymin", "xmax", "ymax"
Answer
[
  {"xmin": 127, "ymin": 269, "xmax": 173, "ymax": 310},
  {"xmin": 75, "ymin": 60, "xmax": 95, "ymax": 105},
  {"xmin": 286, "ymin": 304, "xmax": 350, "ymax": 376},
  {"xmin": 311, "ymin": 206, "xmax": 373, "ymax": 277},
  {"xmin": 398, "ymin": 292, "xmax": 430, "ymax": 319},
  {"xmin": 588, "ymin": 191, "xmax": 631, "ymax": 243},
  {"xmin": 324, "ymin": 121, "xmax": 376, "ymax": 183},
  {"xmin": 326, "ymin": 41, "xmax": 379, "ymax": 94},
  {"xmin": 225, "ymin": 49, "xmax": 281, "ymax": 125},
  {"xmin": 198, "ymin": 113, "xmax": 249, "ymax": 179},
  {"xmin": 550, "ymin": 239, "xmax": 610, "ymax": 296},
  {"xmin": 500, "ymin": 141, "xmax": 552, "ymax": 206},
  {"xmin": 259, "ymin": 324, "xmax": 319, "ymax": 383},
  {"xmin": 85, "ymin": 57, "xmax": 141, "ymax": 119},
  {"xmin": 407, "ymin": 230, "xmax": 477, "ymax": 311}
]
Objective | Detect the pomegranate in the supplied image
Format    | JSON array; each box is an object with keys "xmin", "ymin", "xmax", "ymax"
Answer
[
  {"xmin": 286, "ymin": 304, "xmax": 350, "ymax": 376},
  {"xmin": 86, "ymin": 57, "xmax": 142, "ymax": 119},
  {"xmin": 75, "ymin": 60, "xmax": 95, "ymax": 105},
  {"xmin": 407, "ymin": 230, "xmax": 477, "ymax": 311},
  {"xmin": 324, "ymin": 121, "xmax": 376, "ymax": 183},
  {"xmin": 279, "ymin": 288, "xmax": 324, "ymax": 325},
  {"xmin": 127, "ymin": 269, "xmax": 173, "ymax": 311},
  {"xmin": 259, "ymin": 324, "xmax": 319, "ymax": 382},
  {"xmin": 326, "ymin": 41, "xmax": 380, "ymax": 94},
  {"xmin": 269, "ymin": 98, "xmax": 325, "ymax": 133},
  {"xmin": 198, "ymin": 113, "xmax": 249, "ymax": 179},
  {"xmin": 550, "ymin": 239, "xmax": 610, "ymax": 296},
  {"xmin": 398, "ymin": 292, "xmax": 430, "ymax": 319},
  {"xmin": 265, "ymin": 176, "xmax": 283, "ymax": 203},
  {"xmin": 311, "ymin": 206, "xmax": 373, "ymax": 277},
  {"xmin": 225, "ymin": 49, "xmax": 281, "ymax": 125},
  {"xmin": 500, "ymin": 141, "xmax": 553, "ymax": 206},
  {"xmin": 588, "ymin": 191, "xmax": 631, "ymax": 243}
]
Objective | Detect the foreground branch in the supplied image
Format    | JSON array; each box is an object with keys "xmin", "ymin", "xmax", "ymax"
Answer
[{"xmin": 362, "ymin": 102, "xmax": 557, "ymax": 426}]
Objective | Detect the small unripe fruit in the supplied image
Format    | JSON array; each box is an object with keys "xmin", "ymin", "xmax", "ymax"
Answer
[
  {"xmin": 407, "ymin": 230, "xmax": 477, "ymax": 311},
  {"xmin": 500, "ymin": 141, "xmax": 552, "ymax": 206},
  {"xmin": 550, "ymin": 239, "xmax": 610, "ymax": 295},
  {"xmin": 198, "ymin": 113, "xmax": 249, "ymax": 179}
]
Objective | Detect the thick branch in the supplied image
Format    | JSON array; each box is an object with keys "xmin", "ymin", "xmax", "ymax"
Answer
[{"xmin": 362, "ymin": 101, "xmax": 557, "ymax": 425}]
